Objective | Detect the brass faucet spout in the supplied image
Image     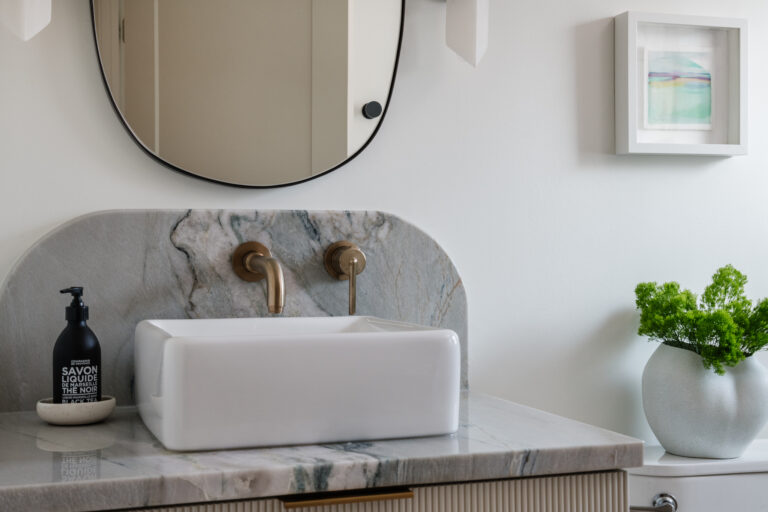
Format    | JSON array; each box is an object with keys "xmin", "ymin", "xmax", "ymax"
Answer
[
  {"xmin": 232, "ymin": 242, "xmax": 285, "ymax": 314},
  {"xmin": 244, "ymin": 253, "xmax": 285, "ymax": 314}
]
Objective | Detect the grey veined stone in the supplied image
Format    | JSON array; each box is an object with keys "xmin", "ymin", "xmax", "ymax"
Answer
[{"xmin": 0, "ymin": 210, "xmax": 467, "ymax": 411}]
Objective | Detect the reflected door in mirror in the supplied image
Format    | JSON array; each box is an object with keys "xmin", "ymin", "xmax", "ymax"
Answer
[{"xmin": 92, "ymin": 0, "xmax": 402, "ymax": 186}]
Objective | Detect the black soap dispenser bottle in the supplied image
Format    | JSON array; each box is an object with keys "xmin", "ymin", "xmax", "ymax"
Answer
[{"xmin": 53, "ymin": 287, "xmax": 102, "ymax": 404}]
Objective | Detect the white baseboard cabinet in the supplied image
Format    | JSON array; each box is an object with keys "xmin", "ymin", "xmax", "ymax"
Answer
[{"xmin": 133, "ymin": 470, "xmax": 628, "ymax": 512}]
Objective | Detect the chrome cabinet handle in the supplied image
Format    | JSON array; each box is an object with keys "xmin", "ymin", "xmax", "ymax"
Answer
[{"xmin": 630, "ymin": 493, "xmax": 678, "ymax": 512}]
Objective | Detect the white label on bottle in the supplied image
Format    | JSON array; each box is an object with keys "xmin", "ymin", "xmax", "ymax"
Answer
[{"xmin": 61, "ymin": 359, "xmax": 98, "ymax": 403}]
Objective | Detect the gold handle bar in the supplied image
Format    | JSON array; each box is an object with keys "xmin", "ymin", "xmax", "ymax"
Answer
[
  {"xmin": 324, "ymin": 241, "xmax": 366, "ymax": 315},
  {"xmin": 280, "ymin": 488, "xmax": 414, "ymax": 509}
]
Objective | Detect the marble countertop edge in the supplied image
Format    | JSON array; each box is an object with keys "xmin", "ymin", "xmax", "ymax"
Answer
[{"xmin": 0, "ymin": 393, "xmax": 644, "ymax": 512}]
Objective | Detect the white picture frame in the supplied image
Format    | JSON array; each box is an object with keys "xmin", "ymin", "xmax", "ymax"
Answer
[{"xmin": 615, "ymin": 12, "xmax": 747, "ymax": 156}]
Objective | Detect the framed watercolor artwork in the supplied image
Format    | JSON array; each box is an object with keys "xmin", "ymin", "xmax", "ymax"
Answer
[{"xmin": 615, "ymin": 12, "xmax": 746, "ymax": 155}]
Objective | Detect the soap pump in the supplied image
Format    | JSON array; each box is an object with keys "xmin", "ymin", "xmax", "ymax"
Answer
[{"xmin": 53, "ymin": 287, "xmax": 101, "ymax": 404}]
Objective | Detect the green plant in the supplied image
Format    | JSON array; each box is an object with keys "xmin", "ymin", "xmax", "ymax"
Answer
[{"xmin": 635, "ymin": 265, "xmax": 768, "ymax": 375}]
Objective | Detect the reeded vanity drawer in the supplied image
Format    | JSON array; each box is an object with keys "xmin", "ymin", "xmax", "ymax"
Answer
[{"xmin": 132, "ymin": 470, "xmax": 628, "ymax": 512}]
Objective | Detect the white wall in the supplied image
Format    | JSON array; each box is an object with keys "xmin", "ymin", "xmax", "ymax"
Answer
[{"xmin": 2, "ymin": 0, "xmax": 768, "ymax": 443}]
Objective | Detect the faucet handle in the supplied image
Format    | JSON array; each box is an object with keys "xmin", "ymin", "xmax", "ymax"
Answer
[{"xmin": 324, "ymin": 241, "xmax": 366, "ymax": 315}]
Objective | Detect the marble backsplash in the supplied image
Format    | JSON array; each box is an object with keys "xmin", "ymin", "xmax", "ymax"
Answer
[{"xmin": 0, "ymin": 210, "xmax": 467, "ymax": 411}]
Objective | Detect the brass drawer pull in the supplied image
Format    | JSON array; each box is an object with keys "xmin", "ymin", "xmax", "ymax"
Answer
[{"xmin": 280, "ymin": 488, "xmax": 414, "ymax": 509}]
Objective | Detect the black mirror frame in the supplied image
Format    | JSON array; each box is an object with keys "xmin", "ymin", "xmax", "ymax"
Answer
[{"xmin": 89, "ymin": 0, "xmax": 406, "ymax": 188}]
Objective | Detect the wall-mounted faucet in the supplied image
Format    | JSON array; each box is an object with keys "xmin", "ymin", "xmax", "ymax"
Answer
[
  {"xmin": 232, "ymin": 242, "xmax": 285, "ymax": 314},
  {"xmin": 324, "ymin": 241, "xmax": 366, "ymax": 315}
]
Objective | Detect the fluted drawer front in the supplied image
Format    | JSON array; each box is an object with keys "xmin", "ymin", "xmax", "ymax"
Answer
[
  {"xmin": 412, "ymin": 471, "xmax": 627, "ymax": 512},
  {"xmin": 134, "ymin": 471, "xmax": 627, "ymax": 512}
]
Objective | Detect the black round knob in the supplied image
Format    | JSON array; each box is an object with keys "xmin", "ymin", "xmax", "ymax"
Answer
[{"xmin": 362, "ymin": 101, "xmax": 383, "ymax": 120}]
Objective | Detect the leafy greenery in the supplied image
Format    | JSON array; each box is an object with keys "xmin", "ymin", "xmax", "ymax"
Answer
[{"xmin": 635, "ymin": 265, "xmax": 768, "ymax": 375}]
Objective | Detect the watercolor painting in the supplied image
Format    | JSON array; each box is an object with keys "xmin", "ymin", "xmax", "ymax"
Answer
[{"xmin": 646, "ymin": 50, "xmax": 712, "ymax": 130}]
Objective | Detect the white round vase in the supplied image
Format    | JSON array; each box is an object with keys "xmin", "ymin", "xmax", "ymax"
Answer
[{"xmin": 642, "ymin": 343, "xmax": 768, "ymax": 459}]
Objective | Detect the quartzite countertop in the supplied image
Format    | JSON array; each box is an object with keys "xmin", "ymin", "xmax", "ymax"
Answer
[{"xmin": 0, "ymin": 392, "xmax": 643, "ymax": 511}]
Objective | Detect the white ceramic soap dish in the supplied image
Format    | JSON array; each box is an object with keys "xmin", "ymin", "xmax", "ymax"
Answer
[{"xmin": 36, "ymin": 396, "xmax": 116, "ymax": 426}]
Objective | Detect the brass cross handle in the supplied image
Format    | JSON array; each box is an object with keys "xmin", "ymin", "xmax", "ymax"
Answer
[{"xmin": 324, "ymin": 241, "xmax": 367, "ymax": 315}]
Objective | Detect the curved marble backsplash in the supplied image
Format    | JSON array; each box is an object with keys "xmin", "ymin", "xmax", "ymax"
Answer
[{"xmin": 0, "ymin": 210, "xmax": 467, "ymax": 411}]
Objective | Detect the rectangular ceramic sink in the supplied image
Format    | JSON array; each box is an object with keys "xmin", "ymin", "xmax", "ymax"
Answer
[{"xmin": 135, "ymin": 316, "xmax": 460, "ymax": 451}]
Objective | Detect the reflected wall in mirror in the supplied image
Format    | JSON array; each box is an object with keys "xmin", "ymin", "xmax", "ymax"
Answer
[{"xmin": 91, "ymin": 0, "xmax": 403, "ymax": 187}]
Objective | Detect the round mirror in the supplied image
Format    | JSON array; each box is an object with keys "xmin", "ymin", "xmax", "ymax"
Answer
[{"xmin": 91, "ymin": 0, "xmax": 403, "ymax": 187}]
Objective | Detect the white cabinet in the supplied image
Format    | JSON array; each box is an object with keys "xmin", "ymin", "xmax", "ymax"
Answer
[{"xmin": 138, "ymin": 470, "xmax": 627, "ymax": 512}]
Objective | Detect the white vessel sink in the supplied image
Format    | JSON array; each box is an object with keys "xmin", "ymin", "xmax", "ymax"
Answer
[{"xmin": 134, "ymin": 316, "xmax": 460, "ymax": 451}]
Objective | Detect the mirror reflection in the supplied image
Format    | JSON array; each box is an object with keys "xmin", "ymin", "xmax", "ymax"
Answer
[{"xmin": 92, "ymin": 0, "xmax": 402, "ymax": 187}]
